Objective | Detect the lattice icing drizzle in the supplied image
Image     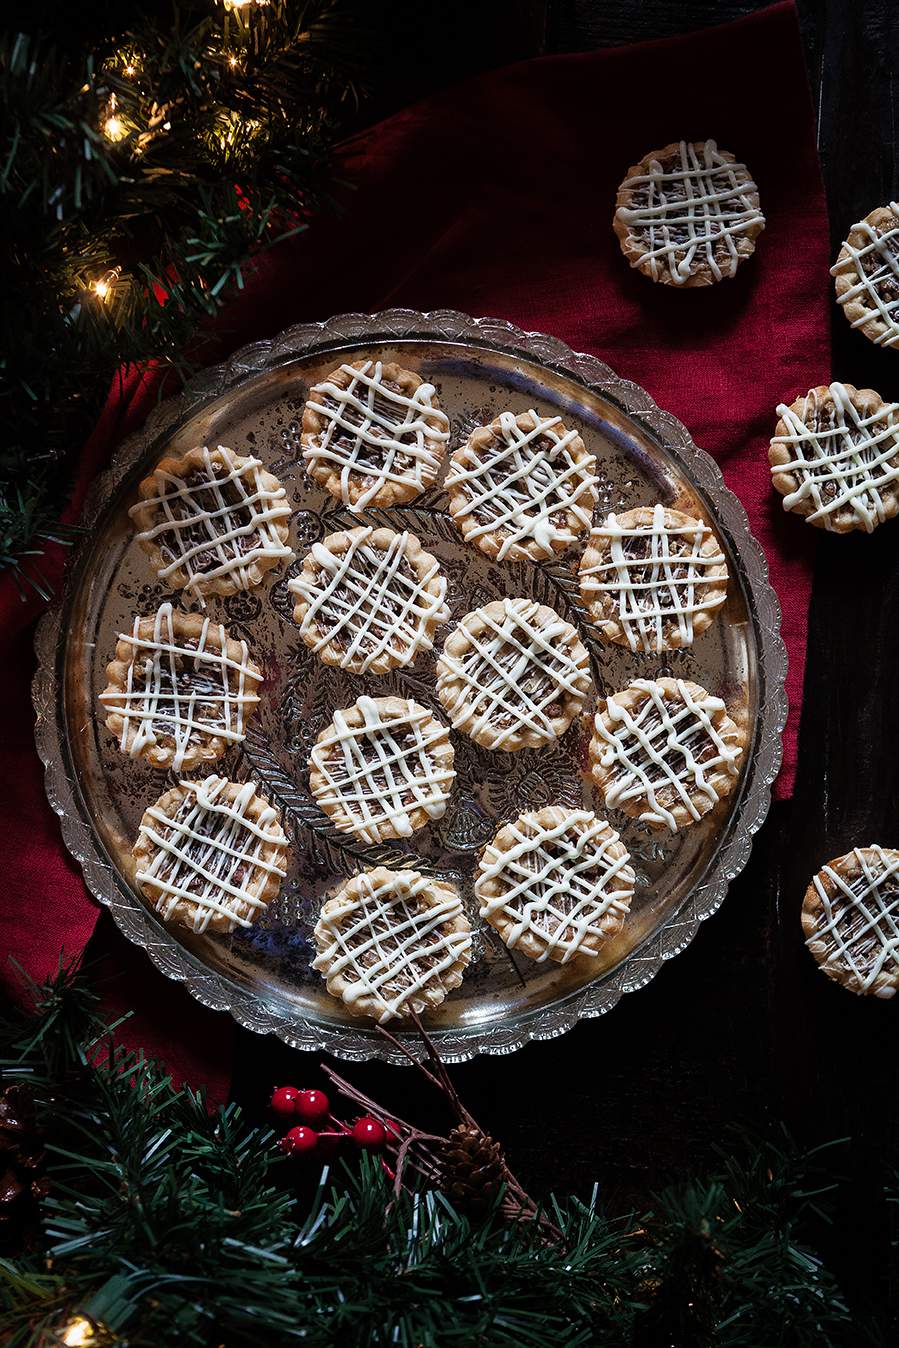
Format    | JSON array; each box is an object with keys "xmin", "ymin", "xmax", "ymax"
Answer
[
  {"xmin": 311, "ymin": 697, "xmax": 454, "ymax": 844},
  {"xmin": 770, "ymin": 383, "xmax": 899, "ymax": 531},
  {"xmin": 832, "ymin": 205, "xmax": 899, "ymax": 346},
  {"xmin": 581, "ymin": 505, "xmax": 726, "ymax": 652},
  {"xmin": 616, "ymin": 139, "xmax": 764, "ymax": 284},
  {"xmin": 130, "ymin": 446, "xmax": 293, "ymax": 599},
  {"xmin": 595, "ymin": 679, "xmax": 742, "ymax": 831},
  {"xmin": 313, "ymin": 870, "xmax": 471, "ymax": 1023},
  {"xmin": 135, "ymin": 776, "xmax": 288, "ymax": 934},
  {"xmin": 438, "ymin": 598, "xmax": 588, "ymax": 747},
  {"xmin": 100, "ymin": 603, "xmax": 261, "ymax": 770},
  {"xmin": 304, "ymin": 361, "xmax": 450, "ymax": 509},
  {"xmin": 445, "ymin": 411, "xmax": 598, "ymax": 559},
  {"xmin": 478, "ymin": 811, "xmax": 634, "ymax": 963},
  {"xmin": 808, "ymin": 847, "xmax": 899, "ymax": 996},
  {"xmin": 290, "ymin": 528, "xmax": 448, "ymax": 671}
]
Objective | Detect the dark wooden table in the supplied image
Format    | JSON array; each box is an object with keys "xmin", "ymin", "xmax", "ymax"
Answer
[{"xmin": 224, "ymin": 0, "xmax": 899, "ymax": 1326}]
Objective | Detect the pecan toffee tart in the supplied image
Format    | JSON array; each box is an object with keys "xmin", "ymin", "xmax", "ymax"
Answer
[
  {"xmin": 613, "ymin": 139, "xmax": 764, "ymax": 287},
  {"xmin": 289, "ymin": 525, "xmax": 449, "ymax": 674},
  {"xmin": 476, "ymin": 807, "xmax": 635, "ymax": 965},
  {"xmin": 831, "ymin": 203, "xmax": 899, "ymax": 349},
  {"xmin": 444, "ymin": 409, "xmax": 598, "ymax": 562},
  {"xmin": 99, "ymin": 603, "xmax": 263, "ymax": 771},
  {"xmin": 312, "ymin": 867, "xmax": 472, "ymax": 1024},
  {"xmin": 578, "ymin": 504, "xmax": 728, "ymax": 653},
  {"xmin": 131, "ymin": 775, "xmax": 289, "ymax": 935},
  {"xmin": 589, "ymin": 677, "xmax": 746, "ymax": 833},
  {"xmin": 769, "ymin": 382, "xmax": 899, "ymax": 533},
  {"xmin": 302, "ymin": 359, "xmax": 450, "ymax": 511},
  {"xmin": 309, "ymin": 695, "xmax": 455, "ymax": 845},
  {"xmin": 435, "ymin": 596, "xmax": 591, "ymax": 752},
  {"xmin": 129, "ymin": 444, "xmax": 293, "ymax": 600},
  {"xmin": 802, "ymin": 846, "xmax": 899, "ymax": 998}
]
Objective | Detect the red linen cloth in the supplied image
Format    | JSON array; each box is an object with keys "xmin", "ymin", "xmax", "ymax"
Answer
[{"xmin": 2, "ymin": 1, "xmax": 825, "ymax": 1091}]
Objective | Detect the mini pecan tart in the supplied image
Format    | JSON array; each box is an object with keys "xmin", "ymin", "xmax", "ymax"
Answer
[
  {"xmin": 831, "ymin": 203, "xmax": 899, "ymax": 348},
  {"xmin": 99, "ymin": 602, "xmax": 263, "ymax": 771},
  {"xmin": 613, "ymin": 139, "xmax": 765, "ymax": 287},
  {"xmin": 579, "ymin": 505, "xmax": 728, "ymax": 652},
  {"xmin": 289, "ymin": 525, "xmax": 449, "ymax": 674},
  {"xmin": 769, "ymin": 382, "xmax": 899, "ymax": 533},
  {"xmin": 129, "ymin": 445, "xmax": 293, "ymax": 600},
  {"xmin": 309, "ymin": 695, "xmax": 455, "ymax": 845},
  {"xmin": 131, "ymin": 775, "xmax": 289, "ymax": 935},
  {"xmin": 802, "ymin": 846, "xmax": 899, "ymax": 998},
  {"xmin": 302, "ymin": 359, "xmax": 450, "ymax": 511},
  {"xmin": 589, "ymin": 677, "xmax": 745, "ymax": 832},
  {"xmin": 444, "ymin": 409, "xmax": 598, "ymax": 562},
  {"xmin": 436, "ymin": 597, "xmax": 590, "ymax": 752},
  {"xmin": 476, "ymin": 807, "xmax": 635, "ymax": 965},
  {"xmin": 312, "ymin": 867, "xmax": 472, "ymax": 1023}
]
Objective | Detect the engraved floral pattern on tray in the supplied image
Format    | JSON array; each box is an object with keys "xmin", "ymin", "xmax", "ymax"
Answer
[{"xmin": 32, "ymin": 310, "xmax": 787, "ymax": 1064}]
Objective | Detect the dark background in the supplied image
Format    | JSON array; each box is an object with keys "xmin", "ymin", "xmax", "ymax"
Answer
[
  {"xmin": 212, "ymin": 0, "xmax": 899, "ymax": 1325},
  {"xmin": 15, "ymin": 0, "xmax": 881, "ymax": 1327}
]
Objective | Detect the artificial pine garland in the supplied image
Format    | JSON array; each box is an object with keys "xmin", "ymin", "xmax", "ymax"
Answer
[
  {"xmin": 0, "ymin": 960, "xmax": 876, "ymax": 1347},
  {"xmin": 1, "ymin": 1, "xmax": 368, "ymax": 596}
]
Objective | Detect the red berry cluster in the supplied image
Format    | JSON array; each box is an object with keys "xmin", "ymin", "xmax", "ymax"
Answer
[{"xmin": 270, "ymin": 1085, "xmax": 392, "ymax": 1158}]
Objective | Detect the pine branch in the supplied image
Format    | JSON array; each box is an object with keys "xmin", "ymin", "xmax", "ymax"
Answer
[
  {"xmin": 0, "ymin": 1, "xmax": 370, "ymax": 590},
  {"xmin": 0, "ymin": 960, "xmax": 868, "ymax": 1348}
]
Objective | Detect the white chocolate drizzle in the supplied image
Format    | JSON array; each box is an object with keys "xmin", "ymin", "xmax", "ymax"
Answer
[
  {"xmin": 130, "ymin": 446, "xmax": 292, "ymax": 599},
  {"xmin": 445, "ymin": 410, "xmax": 598, "ymax": 560},
  {"xmin": 311, "ymin": 697, "xmax": 454, "ymax": 844},
  {"xmin": 290, "ymin": 528, "xmax": 449, "ymax": 672},
  {"xmin": 99, "ymin": 603, "xmax": 262, "ymax": 771},
  {"xmin": 771, "ymin": 382, "xmax": 899, "ymax": 531},
  {"xmin": 616, "ymin": 139, "xmax": 764, "ymax": 284},
  {"xmin": 594, "ymin": 678, "xmax": 742, "ymax": 831},
  {"xmin": 135, "ymin": 776, "xmax": 288, "ymax": 934},
  {"xmin": 580, "ymin": 505, "xmax": 726, "ymax": 652},
  {"xmin": 831, "ymin": 205, "xmax": 899, "ymax": 347},
  {"xmin": 304, "ymin": 361, "xmax": 449, "ymax": 510},
  {"xmin": 313, "ymin": 870, "xmax": 471, "ymax": 1023},
  {"xmin": 809, "ymin": 846, "xmax": 899, "ymax": 997},
  {"xmin": 478, "ymin": 811, "xmax": 634, "ymax": 963},
  {"xmin": 437, "ymin": 597, "xmax": 588, "ymax": 749}
]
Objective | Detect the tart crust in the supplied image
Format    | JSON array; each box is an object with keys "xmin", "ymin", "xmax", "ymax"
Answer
[
  {"xmin": 312, "ymin": 867, "xmax": 472, "ymax": 1023},
  {"xmin": 131, "ymin": 775, "xmax": 289, "ymax": 935},
  {"xmin": 129, "ymin": 444, "xmax": 293, "ymax": 599},
  {"xmin": 579, "ymin": 505, "xmax": 728, "ymax": 652},
  {"xmin": 289, "ymin": 525, "xmax": 449, "ymax": 674},
  {"xmin": 613, "ymin": 139, "xmax": 764, "ymax": 287},
  {"xmin": 309, "ymin": 695, "xmax": 455, "ymax": 845},
  {"xmin": 831, "ymin": 204, "xmax": 899, "ymax": 349},
  {"xmin": 589, "ymin": 677, "xmax": 745, "ymax": 832},
  {"xmin": 302, "ymin": 359, "xmax": 450, "ymax": 511},
  {"xmin": 801, "ymin": 846, "xmax": 899, "ymax": 998},
  {"xmin": 435, "ymin": 596, "xmax": 591, "ymax": 752},
  {"xmin": 476, "ymin": 807, "xmax": 634, "ymax": 964},
  {"xmin": 769, "ymin": 382, "xmax": 899, "ymax": 533},
  {"xmin": 99, "ymin": 604, "xmax": 262, "ymax": 771},
  {"xmin": 445, "ymin": 409, "xmax": 598, "ymax": 562}
]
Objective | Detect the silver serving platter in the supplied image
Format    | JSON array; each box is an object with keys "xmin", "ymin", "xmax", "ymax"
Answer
[{"xmin": 32, "ymin": 310, "xmax": 787, "ymax": 1064}]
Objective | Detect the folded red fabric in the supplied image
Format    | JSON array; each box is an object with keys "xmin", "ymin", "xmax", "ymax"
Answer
[{"xmin": 2, "ymin": 1, "xmax": 825, "ymax": 1092}]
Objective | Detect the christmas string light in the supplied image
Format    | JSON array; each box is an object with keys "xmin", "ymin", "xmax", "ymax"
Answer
[
  {"xmin": 56, "ymin": 1314, "xmax": 102, "ymax": 1347},
  {"xmin": 103, "ymin": 94, "xmax": 125, "ymax": 142},
  {"xmin": 91, "ymin": 268, "xmax": 120, "ymax": 302}
]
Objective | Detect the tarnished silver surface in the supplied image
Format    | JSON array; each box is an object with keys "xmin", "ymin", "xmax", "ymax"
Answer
[{"xmin": 32, "ymin": 310, "xmax": 787, "ymax": 1064}]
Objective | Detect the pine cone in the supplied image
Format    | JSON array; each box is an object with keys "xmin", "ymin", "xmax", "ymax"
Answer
[
  {"xmin": 439, "ymin": 1123, "xmax": 506, "ymax": 1215},
  {"xmin": 0, "ymin": 1082, "xmax": 47, "ymax": 1253}
]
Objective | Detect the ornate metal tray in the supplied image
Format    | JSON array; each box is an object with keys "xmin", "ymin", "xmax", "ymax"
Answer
[{"xmin": 33, "ymin": 310, "xmax": 786, "ymax": 1064}]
